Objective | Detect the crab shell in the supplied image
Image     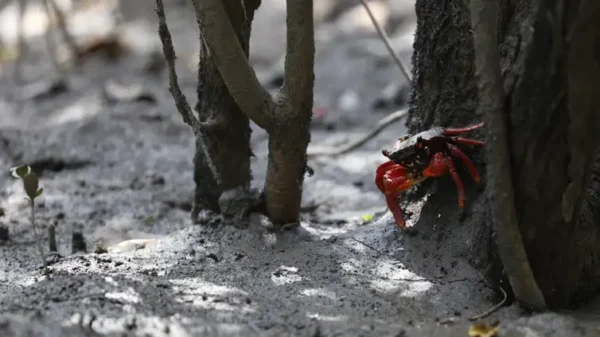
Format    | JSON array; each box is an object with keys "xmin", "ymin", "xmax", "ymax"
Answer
[{"xmin": 384, "ymin": 127, "xmax": 445, "ymax": 163}]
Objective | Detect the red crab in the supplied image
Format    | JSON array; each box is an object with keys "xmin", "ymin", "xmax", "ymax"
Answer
[{"xmin": 375, "ymin": 122, "xmax": 485, "ymax": 231}]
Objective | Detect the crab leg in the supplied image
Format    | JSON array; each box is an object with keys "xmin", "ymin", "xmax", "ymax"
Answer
[
  {"xmin": 382, "ymin": 172, "xmax": 411, "ymax": 231},
  {"xmin": 385, "ymin": 195, "xmax": 407, "ymax": 231},
  {"xmin": 445, "ymin": 157, "xmax": 465, "ymax": 208},
  {"xmin": 422, "ymin": 153, "xmax": 466, "ymax": 209},
  {"xmin": 446, "ymin": 143, "xmax": 481, "ymax": 184},
  {"xmin": 450, "ymin": 137, "xmax": 485, "ymax": 147},
  {"xmin": 442, "ymin": 122, "xmax": 485, "ymax": 135},
  {"xmin": 422, "ymin": 152, "xmax": 448, "ymax": 178}
]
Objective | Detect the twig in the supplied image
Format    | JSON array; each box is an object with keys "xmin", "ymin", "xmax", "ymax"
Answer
[
  {"xmin": 43, "ymin": 0, "xmax": 80, "ymax": 64},
  {"xmin": 154, "ymin": 0, "xmax": 222, "ymax": 186},
  {"xmin": 435, "ymin": 277, "xmax": 468, "ymax": 284},
  {"xmin": 468, "ymin": 286, "xmax": 507, "ymax": 321},
  {"xmin": 306, "ymin": 0, "xmax": 414, "ymax": 159},
  {"xmin": 40, "ymin": 0, "xmax": 70, "ymax": 74},
  {"xmin": 48, "ymin": 223, "xmax": 57, "ymax": 252},
  {"xmin": 154, "ymin": 1, "xmax": 198, "ymax": 128},
  {"xmin": 30, "ymin": 200, "xmax": 48, "ymax": 273},
  {"xmin": 469, "ymin": 0, "xmax": 546, "ymax": 310},
  {"xmin": 248, "ymin": 321, "xmax": 262, "ymax": 337},
  {"xmin": 306, "ymin": 108, "xmax": 408, "ymax": 157},
  {"xmin": 349, "ymin": 237, "xmax": 384, "ymax": 255},
  {"xmin": 359, "ymin": 0, "xmax": 411, "ymax": 84}
]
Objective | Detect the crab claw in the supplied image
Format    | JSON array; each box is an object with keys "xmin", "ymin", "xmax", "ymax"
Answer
[{"xmin": 376, "ymin": 160, "xmax": 423, "ymax": 232}]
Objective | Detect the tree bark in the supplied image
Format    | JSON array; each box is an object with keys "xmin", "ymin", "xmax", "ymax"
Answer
[
  {"xmin": 263, "ymin": 0, "xmax": 314, "ymax": 224},
  {"xmin": 408, "ymin": 0, "xmax": 600, "ymax": 309},
  {"xmin": 192, "ymin": 0, "xmax": 314, "ymax": 226},
  {"xmin": 469, "ymin": 0, "xmax": 546, "ymax": 310},
  {"xmin": 192, "ymin": 0, "xmax": 262, "ymax": 216}
]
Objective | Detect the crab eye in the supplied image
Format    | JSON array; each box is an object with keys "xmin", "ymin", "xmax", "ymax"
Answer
[{"xmin": 397, "ymin": 134, "xmax": 410, "ymax": 142}]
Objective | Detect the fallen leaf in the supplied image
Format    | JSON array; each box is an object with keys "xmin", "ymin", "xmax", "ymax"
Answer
[
  {"xmin": 107, "ymin": 238, "xmax": 155, "ymax": 253},
  {"xmin": 468, "ymin": 324, "xmax": 499, "ymax": 337},
  {"xmin": 102, "ymin": 79, "xmax": 156, "ymax": 104},
  {"xmin": 361, "ymin": 214, "xmax": 374, "ymax": 222}
]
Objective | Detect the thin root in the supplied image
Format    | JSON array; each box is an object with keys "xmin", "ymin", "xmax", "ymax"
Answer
[
  {"xmin": 468, "ymin": 286, "xmax": 508, "ymax": 321},
  {"xmin": 349, "ymin": 237, "xmax": 384, "ymax": 256},
  {"xmin": 155, "ymin": 0, "xmax": 221, "ymax": 186}
]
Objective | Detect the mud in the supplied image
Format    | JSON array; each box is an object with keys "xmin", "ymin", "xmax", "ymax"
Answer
[{"xmin": 0, "ymin": 0, "xmax": 599, "ymax": 336}]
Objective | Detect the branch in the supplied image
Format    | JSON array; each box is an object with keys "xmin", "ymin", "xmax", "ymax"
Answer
[
  {"xmin": 44, "ymin": 0, "xmax": 80, "ymax": 61},
  {"xmin": 155, "ymin": 0, "xmax": 222, "ymax": 186},
  {"xmin": 155, "ymin": 0, "xmax": 199, "ymax": 129},
  {"xmin": 359, "ymin": 0, "xmax": 411, "ymax": 84},
  {"xmin": 41, "ymin": 0, "xmax": 69, "ymax": 76},
  {"xmin": 469, "ymin": 0, "xmax": 546, "ymax": 310},
  {"xmin": 305, "ymin": 0, "xmax": 413, "ymax": 158},
  {"xmin": 306, "ymin": 108, "xmax": 408, "ymax": 157},
  {"xmin": 282, "ymin": 0, "xmax": 315, "ymax": 109},
  {"xmin": 190, "ymin": 0, "xmax": 275, "ymax": 130},
  {"xmin": 30, "ymin": 200, "xmax": 48, "ymax": 274}
]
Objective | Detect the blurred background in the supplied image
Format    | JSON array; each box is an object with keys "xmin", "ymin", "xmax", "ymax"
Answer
[
  {"xmin": 0, "ymin": 0, "xmax": 416, "ymax": 129},
  {"xmin": 0, "ymin": 0, "xmax": 419, "ymax": 224}
]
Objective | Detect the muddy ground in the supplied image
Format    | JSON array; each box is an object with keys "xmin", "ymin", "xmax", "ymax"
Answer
[{"xmin": 0, "ymin": 0, "xmax": 599, "ymax": 336}]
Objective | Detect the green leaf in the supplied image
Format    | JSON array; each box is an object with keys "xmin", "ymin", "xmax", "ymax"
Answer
[
  {"xmin": 22, "ymin": 172, "xmax": 39, "ymax": 201},
  {"xmin": 36, "ymin": 188, "xmax": 44, "ymax": 197},
  {"xmin": 361, "ymin": 214, "xmax": 374, "ymax": 222},
  {"xmin": 10, "ymin": 165, "xmax": 30, "ymax": 179},
  {"xmin": 144, "ymin": 215, "xmax": 154, "ymax": 225}
]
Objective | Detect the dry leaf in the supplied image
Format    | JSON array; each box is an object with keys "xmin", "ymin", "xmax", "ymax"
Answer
[
  {"xmin": 107, "ymin": 238, "xmax": 155, "ymax": 253},
  {"xmin": 103, "ymin": 79, "xmax": 156, "ymax": 104},
  {"xmin": 468, "ymin": 324, "xmax": 499, "ymax": 337}
]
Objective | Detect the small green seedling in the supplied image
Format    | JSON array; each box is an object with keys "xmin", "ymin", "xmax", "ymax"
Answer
[
  {"xmin": 10, "ymin": 165, "xmax": 43, "ymax": 200},
  {"xmin": 10, "ymin": 164, "xmax": 47, "ymax": 273},
  {"xmin": 144, "ymin": 214, "xmax": 154, "ymax": 225}
]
